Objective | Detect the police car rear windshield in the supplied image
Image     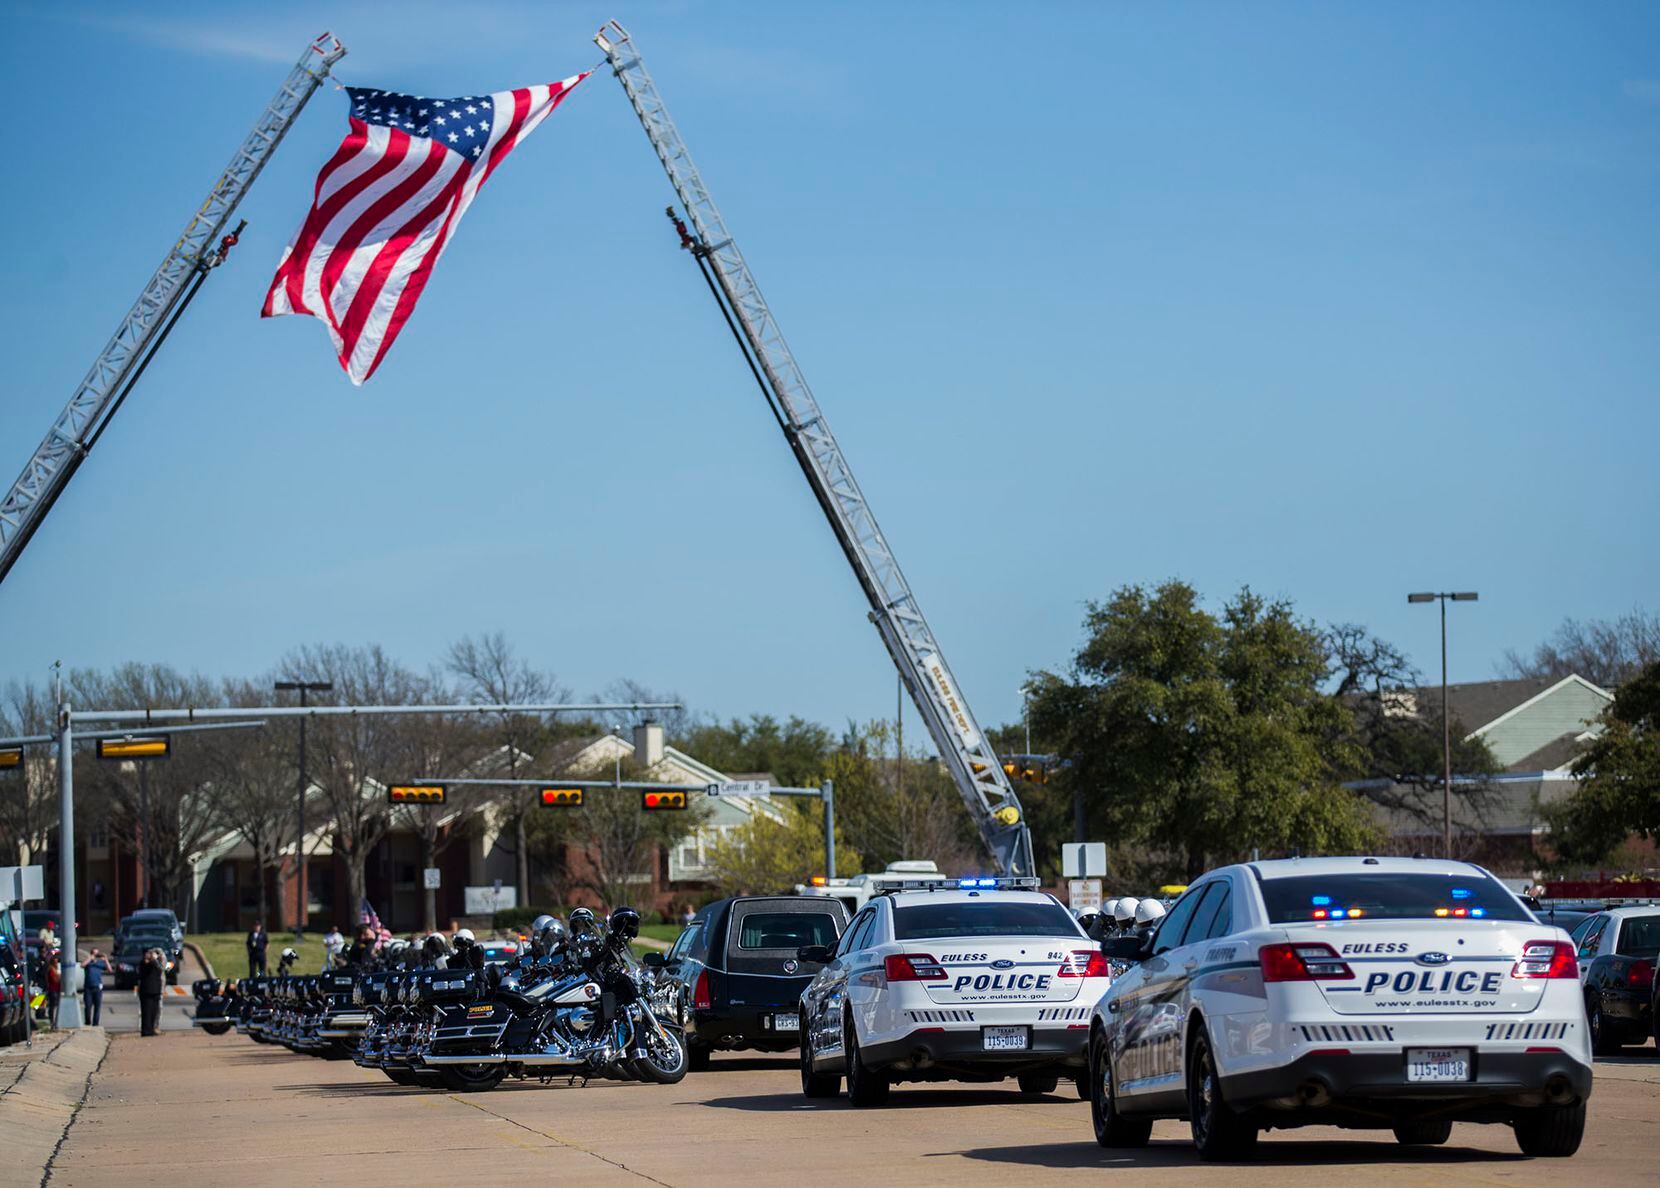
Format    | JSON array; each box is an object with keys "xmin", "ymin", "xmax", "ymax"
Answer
[
  {"xmin": 1259, "ymin": 873, "xmax": 1529, "ymax": 924},
  {"xmin": 892, "ymin": 901, "xmax": 1080, "ymax": 941}
]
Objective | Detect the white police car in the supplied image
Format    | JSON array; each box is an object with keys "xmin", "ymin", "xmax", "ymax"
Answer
[
  {"xmin": 797, "ymin": 877, "xmax": 1111, "ymax": 1104},
  {"xmin": 1088, "ymin": 858, "xmax": 1592, "ymax": 1159}
]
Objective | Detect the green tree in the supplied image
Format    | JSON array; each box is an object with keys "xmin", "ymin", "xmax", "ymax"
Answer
[
  {"xmin": 702, "ymin": 800, "xmax": 862, "ymax": 896},
  {"xmin": 680, "ymin": 715, "xmax": 836, "ymax": 787},
  {"xmin": 1028, "ymin": 582, "xmax": 1378, "ymax": 882},
  {"xmin": 1546, "ymin": 660, "xmax": 1660, "ymax": 863}
]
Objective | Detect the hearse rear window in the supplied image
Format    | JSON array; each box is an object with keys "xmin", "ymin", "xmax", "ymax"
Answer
[{"xmin": 735, "ymin": 913, "xmax": 839, "ymax": 950}]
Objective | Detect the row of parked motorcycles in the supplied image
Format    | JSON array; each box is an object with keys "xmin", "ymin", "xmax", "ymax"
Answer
[{"xmin": 190, "ymin": 906, "xmax": 687, "ymax": 1093}]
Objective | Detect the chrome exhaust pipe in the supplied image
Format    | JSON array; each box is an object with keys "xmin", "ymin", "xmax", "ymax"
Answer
[
  {"xmin": 513, "ymin": 1052, "xmax": 584, "ymax": 1066},
  {"xmin": 421, "ymin": 1053, "xmax": 508, "ymax": 1065},
  {"xmin": 1546, "ymin": 1075, "xmax": 1574, "ymax": 1105}
]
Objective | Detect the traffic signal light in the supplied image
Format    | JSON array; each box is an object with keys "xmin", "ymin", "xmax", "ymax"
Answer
[
  {"xmin": 388, "ymin": 785, "xmax": 446, "ymax": 805},
  {"xmin": 641, "ymin": 790, "xmax": 687, "ymax": 811},
  {"xmin": 1001, "ymin": 756, "xmax": 1050, "ymax": 784},
  {"xmin": 97, "ymin": 736, "xmax": 170, "ymax": 761},
  {"xmin": 540, "ymin": 788, "xmax": 584, "ymax": 808},
  {"xmin": 0, "ymin": 747, "xmax": 20, "ymax": 770}
]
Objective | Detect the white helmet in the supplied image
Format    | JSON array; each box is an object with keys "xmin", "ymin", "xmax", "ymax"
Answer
[
  {"xmin": 1134, "ymin": 899, "xmax": 1166, "ymax": 927},
  {"xmin": 1113, "ymin": 897, "xmax": 1140, "ymax": 924},
  {"xmin": 453, "ymin": 928, "xmax": 474, "ymax": 944},
  {"xmin": 1102, "ymin": 897, "xmax": 1122, "ymax": 921}
]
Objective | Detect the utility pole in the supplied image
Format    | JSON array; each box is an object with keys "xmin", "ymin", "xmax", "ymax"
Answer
[
  {"xmin": 275, "ymin": 680, "xmax": 332, "ymax": 940},
  {"xmin": 137, "ymin": 762, "xmax": 152, "ymax": 907},
  {"xmin": 1407, "ymin": 591, "xmax": 1479, "ymax": 859}
]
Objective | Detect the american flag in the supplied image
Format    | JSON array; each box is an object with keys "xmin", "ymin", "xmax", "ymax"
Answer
[
  {"xmin": 359, "ymin": 897, "xmax": 390, "ymax": 945},
  {"xmin": 262, "ymin": 75, "xmax": 588, "ymax": 384}
]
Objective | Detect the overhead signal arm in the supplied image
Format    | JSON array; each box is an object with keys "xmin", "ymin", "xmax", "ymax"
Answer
[
  {"xmin": 0, "ymin": 34, "xmax": 347, "ymax": 586},
  {"xmin": 595, "ymin": 22, "xmax": 1033, "ymax": 874}
]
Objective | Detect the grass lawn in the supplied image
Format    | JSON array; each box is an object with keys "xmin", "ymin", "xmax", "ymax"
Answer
[
  {"xmin": 639, "ymin": 923, "xmax": 685, "ymax": 945},
  {"xmin": 190, "ymin": 932, "xmax": 330, "ymax": 979}
]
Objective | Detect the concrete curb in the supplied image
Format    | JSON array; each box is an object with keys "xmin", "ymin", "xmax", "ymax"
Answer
[
  {"xmin": 184, "ymin": 940, "xmax": 212, "ymax": 980},
  {"xmin": 0, "ymin": 1026, "xmax": 109, "ymax": 1186}
]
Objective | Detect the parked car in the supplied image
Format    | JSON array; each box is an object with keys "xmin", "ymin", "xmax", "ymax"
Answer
[
  {"xmin": 0, "ymin": 945, "xmax": 29, "ymax": 1045},
  {"xmin": 649, "ymin": 896, "xmax": 849, "ymax": 1070},
  {"xmin": 115, "ymin": 909, "xmax": 183, "ymax": 950},
  {"xmin": 112, "ymin": 930, "xmax": 184, "ymax": 987},
  {"xmin": 1567, "ymin": 906, "xmax": 1659, "ymax": 1054}
]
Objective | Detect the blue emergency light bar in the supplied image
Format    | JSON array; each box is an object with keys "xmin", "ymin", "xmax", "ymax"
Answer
[{"xmin": 876, "ymin": 876, "xmax": 1043, "ymax": 895}]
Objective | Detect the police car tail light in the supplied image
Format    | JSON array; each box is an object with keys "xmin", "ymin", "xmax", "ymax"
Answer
[
  {"xmin": 1057, "ymin": 950, "xmax": 1110, "ymax": 978},
  {"xmin": 1629, "ymin": 960, "xmax": 1654, "ymax": 989},
  {"xmin": 883, "ymin": 954, "xmax": 947, "ymax": 982},
  {"xmin": 1511, "ymin": 940, "xmax": 1576, "ymax": 980},
  {"xmin": 1259, "ymin": 943, "xmax": 1353, "ymax": 982},
  {"xmin": 692, "ymin": 969, "xmax": 713, "ymax": 1010}
]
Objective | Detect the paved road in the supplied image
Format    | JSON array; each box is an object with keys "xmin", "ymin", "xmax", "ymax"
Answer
[
  {"xmin": 47, "ymin": 1035, "xmax": 1660, "ymax": 1186},
  {"xmin": 72, "ymin": 938, "xmax": 201, "ymax": 1033}
]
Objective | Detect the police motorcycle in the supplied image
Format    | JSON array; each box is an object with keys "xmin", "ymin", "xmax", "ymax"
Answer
[
  {"xmin": 312, "ymin": 967, "xmax": 367, "ymax": 1058},
  {"xmin": 358, "ymin": 937, "xmax": 452, "ymax": 1086},
  {"xmin": 237, "ymin": 976, "xmax": 277, "ymax": 1042},
  {"xmin": 190, "ymin": 977, "xmax": 236, "ymax": 1036},
  {"xmin": 418, "ymin": 907, "xmax": 687, "ymax": 1092}
]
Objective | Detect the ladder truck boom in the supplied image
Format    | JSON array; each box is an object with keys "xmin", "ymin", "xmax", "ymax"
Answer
[
  {"xmin": 595, "ymin": 21, "xmax": 1034, "ymax": 876},
  {"xmin": 0, "ymin": 34, "xmax": 347, "ymax": 587}
]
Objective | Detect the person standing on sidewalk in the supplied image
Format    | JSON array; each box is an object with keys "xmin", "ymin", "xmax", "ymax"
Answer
[
  {"xmin": 245, "ymin": 921, "xmax": 268, "ymax": 977},
  {"xmin": 138, "ymin": 948, "xmax": 164, "ymax": 1036},
  {"xmin": 322, "ymin": 924, "xmax": 344, "ymax": 971},
  {"xmin": 83, "ymin": 948, "xmax": 110, "ymax": 1025},
  {"xmin": 43, "ymin": 951, "xmax": 62, "ymax": 1026}
]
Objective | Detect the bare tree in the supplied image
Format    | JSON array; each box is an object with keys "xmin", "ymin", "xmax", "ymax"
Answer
[
  {"xmin": 1501, "ymin": 609, "xmax": 1660, "ymax": 690},
  {"xmin": 392, "ymin": 710, "xmax": 488, "ymax": 931},
  {"xmin": 0, "ymin": 680, "xmax": 58, "ymax": 868},
  {"xmin": 68, "ymin": 664, "xmax": 224, "ymax": 912},
  {"xmin": 204, "ymin": 678, "xmax": 297, "ymax": 928},
  {"xmin": 561, "ymin": 755, "xmax": 703, "ymax": 911},
  {"xmin": 599, "ymin": 678, "xmax": 692, "ymax": 739},
  {"xmin": 279, "ymin": 644, "xmax": 431, "ymax": 922},
  {"xmin": 445, "ymin": 632, "xmax": 569, "ymax": 906}
]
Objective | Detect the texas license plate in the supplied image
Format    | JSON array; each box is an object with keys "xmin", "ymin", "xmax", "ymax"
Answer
[
  {"xmin": 771, "ymin": 1013, "xmax": 799, "ymax": 1032},
  {"xmin": 982, "ymin": 1026, "xmax": 1030, "ymax": 1051},
  {"xmin": 1405, "ymin": 1047, "xmax": 1471, "ymax": 1082}
]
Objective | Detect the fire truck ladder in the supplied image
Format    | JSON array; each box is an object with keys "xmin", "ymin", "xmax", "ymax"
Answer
[
  {"xmin": 595, "ymin": 21, "xmax": 1033, "ymax": 875},
  {"xmin": 0, "ymin": 33, "xmax": 347, "ymax": 587}
]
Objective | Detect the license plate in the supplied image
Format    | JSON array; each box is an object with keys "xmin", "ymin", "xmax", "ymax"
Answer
[
  {"xmin": 1405, "ymin": 1047, "xmax": 1471, "ymax": 1082},
  {"xmin": 982, "ymin": 1026, "xmax": 1029, "ymax": 1051},
  {"xmin": 771, "ymin": 1013, "xmax": 799, "ymax": 1032}
]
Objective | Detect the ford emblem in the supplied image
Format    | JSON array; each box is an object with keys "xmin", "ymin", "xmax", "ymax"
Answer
[
  {"xmin": 1416, "ymin": 952, "xmax": 1450, "ymax": 967},
  {"xmin": 991, "ymin": 958, "xmax": 1015, "ymax": 970},
  {"xmin": 783, "ymin": 960, "xmax": 798, "ymax": 974}
]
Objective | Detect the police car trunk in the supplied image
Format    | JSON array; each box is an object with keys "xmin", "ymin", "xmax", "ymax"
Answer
[
  {"xmin": 869, "ymin": 890, "xmax": 1107, "ymax": 1075},
  {"xmin": 1238, "ymin": 866, "xmax": 1591, "ymax": 1108}
]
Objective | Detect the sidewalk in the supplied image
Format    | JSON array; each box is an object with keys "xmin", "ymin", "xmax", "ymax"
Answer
[{"xmin": 0, "ymin": 1026, "xmax": 108, "ymax": 1185}]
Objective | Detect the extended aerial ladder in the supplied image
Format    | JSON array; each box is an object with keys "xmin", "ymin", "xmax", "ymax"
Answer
[
  {"xmin": 0, "ymin": 34, "xmax": 347, "ymax": 587},
  {"xmin": 595, "ymin": 22, "xmax": 1034, "ymax": 875}
]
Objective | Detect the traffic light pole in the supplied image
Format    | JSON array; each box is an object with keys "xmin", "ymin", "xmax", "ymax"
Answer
[{"xmin": 431, "ymin": 777, "xmax": 839, "ymax": 884}]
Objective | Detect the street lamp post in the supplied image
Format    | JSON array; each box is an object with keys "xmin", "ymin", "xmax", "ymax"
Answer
[
  {"xmin": 1407, "ymin": 591, "xmax": 1479, "ymax": 859},
  {"xmin": 275, "ymin": 680, "xmax": 332, "ymax": 940}
]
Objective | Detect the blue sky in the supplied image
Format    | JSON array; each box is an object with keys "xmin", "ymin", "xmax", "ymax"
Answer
[{"xmin": 2, "ymin": 1, "xmax": 1656, "ymax": 734}]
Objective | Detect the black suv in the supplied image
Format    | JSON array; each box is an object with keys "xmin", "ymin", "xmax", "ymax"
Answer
[
  {"xmin": 647, "ymin": 896, "xmax": 847, "ymax": 1071},
  {"xmin": 0, "ymin": 944, "xmax": 27, "ymax": 1045}
]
